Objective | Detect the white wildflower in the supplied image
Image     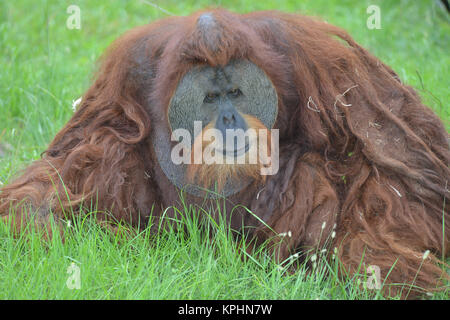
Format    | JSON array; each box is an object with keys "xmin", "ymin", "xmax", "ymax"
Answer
[
  {"xmin": 332, "ymin": 247, "xmax": 338, "ymax": 260},
  {"xmin": 310, "ymin": 254, "xmax": 317, "ymax": 262},
  {"xmin": 422, "ymin": 250, "xmax": 430, "ymax": 260},
  {"xmin": 321, "ymin": 222, "xmax": 326, "ymax": 230},
  {"xmin": 279, "ymin": 231, "xmax": 292, "ymax": 237},
  {"xmin": 289, "ymin": 253, "xmax": 300, "ymax": 260},
  {"xmin": 72, "ymin": 97, "xmax": 82, "ymax": 112}
]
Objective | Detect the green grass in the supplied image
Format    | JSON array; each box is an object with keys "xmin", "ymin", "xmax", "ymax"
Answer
[
  {"xmin": 0, "ymin": 196, "xmax": 411, "ymax": 300},
  {"xmin": 0, "ymin": 0, "xmax": 449, "ymax": 299}
]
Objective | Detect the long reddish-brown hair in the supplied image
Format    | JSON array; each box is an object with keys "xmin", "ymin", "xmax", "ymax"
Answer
[{"xmin": 1, "ymin": 9, "xmax": 448, "ymax": 298}]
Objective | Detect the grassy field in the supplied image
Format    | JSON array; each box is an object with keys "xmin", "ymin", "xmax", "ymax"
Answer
[{"xmin": 0, "ymin": 0, "xmax": 448, "ymax": 299}]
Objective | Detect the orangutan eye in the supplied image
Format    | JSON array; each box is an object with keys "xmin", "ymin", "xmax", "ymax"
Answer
[
  {"xmin": 228, "ymin": 88, "xmax": 242, "ymax": 98},
  {"xmin": 204, "ymin": 92, "xmax": 219, "ymax": 103}
]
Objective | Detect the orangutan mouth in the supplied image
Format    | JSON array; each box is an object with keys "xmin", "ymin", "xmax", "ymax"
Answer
[{"xmin": 219, "ymin": 142, "xmax": 250, "ymax": 158}]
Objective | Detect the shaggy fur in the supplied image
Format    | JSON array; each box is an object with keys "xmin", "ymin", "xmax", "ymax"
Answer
[{"xmin": 1, "ymin": 9, "xmax": 449, "ymax": 298}]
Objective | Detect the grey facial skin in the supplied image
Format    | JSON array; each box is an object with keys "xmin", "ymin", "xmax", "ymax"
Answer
[
  {"xmin": 168, "ymin": 60, "xmax": 277, "ymax": 140},
  {"xmin": 153, "ymin": 59, "xmax": 278, "ymax": 198}
]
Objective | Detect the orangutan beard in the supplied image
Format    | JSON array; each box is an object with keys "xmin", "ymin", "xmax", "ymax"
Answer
[{"xmin": 186, "ymin": 115, "xmax": 273, "ymax": 192}]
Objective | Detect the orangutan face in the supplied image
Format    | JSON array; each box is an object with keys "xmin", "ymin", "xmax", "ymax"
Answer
[{"xmin": 153, "ymin": 59, "xmax": 279, "ymax": 196}]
